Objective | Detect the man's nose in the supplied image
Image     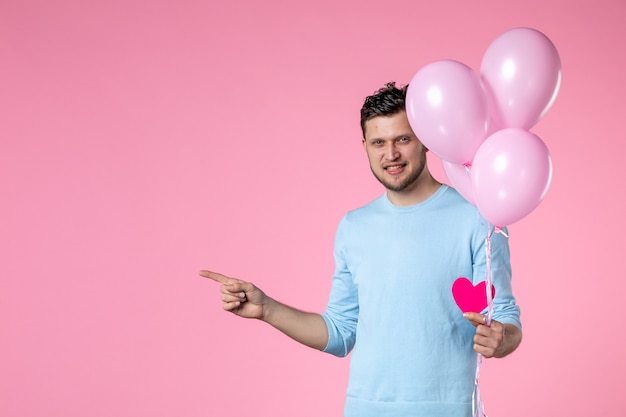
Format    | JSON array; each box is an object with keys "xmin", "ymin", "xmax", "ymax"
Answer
[{"xmin": 384, "ymin": 143, "xmax": 400, "ymax": 160}]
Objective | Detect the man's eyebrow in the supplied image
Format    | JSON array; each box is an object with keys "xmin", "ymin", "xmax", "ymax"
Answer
[{"xmin": 366, "ymin": 133, "xmax": 413, "ymax": 142}]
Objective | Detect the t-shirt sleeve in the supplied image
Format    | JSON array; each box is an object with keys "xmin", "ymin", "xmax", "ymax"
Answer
[
  {"xmin": 321, "ymin": 216, "xmax": 359, "ymax": 357},
  {"xmin": 473, "ymin": 225, "xmax": 522, "ymax": 329}
]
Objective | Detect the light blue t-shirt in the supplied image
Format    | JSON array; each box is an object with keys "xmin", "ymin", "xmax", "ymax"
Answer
[{"xmin": 321, "ymin": 185, "xmax": 521, "ymax": 417}]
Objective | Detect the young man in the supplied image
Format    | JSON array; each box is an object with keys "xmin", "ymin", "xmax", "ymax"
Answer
[{"xmin": 201, "ymin": 82, "xmax": 522, "ymax": 417}]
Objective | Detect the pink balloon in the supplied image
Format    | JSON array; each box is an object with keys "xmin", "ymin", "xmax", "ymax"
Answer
[
  {"xmin": 442, "ymin": 161, "xmax": 476, "ymax": 206},
  {"xmin": 481, "ymin": 27, "xmax": 562, "ymax": 129},
  {"xmin": 471, "ymin": 128, "xmax": 552, "ymax": 226},
  {"xmin": 406, "ymin": 60, "xmax": 490, "ymax": 165}
]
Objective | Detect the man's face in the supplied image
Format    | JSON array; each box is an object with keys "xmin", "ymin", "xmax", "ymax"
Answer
[{"xmin": 362, "ymin": 111, "xmax": 428, "ymax": 193}]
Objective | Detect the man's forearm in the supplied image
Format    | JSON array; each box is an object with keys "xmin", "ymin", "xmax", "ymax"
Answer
[{"xmin": 262, "ymin": 298, "xmax": 329, "ymax": 351}]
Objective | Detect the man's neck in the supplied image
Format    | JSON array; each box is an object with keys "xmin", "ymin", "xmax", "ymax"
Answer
[{"xmin": 386, "ymin": 176, "xmax": 442, "ymax": 207}]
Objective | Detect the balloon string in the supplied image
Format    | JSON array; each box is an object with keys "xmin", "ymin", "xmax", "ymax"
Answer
[
  {"xmin": 473, "ymin": 223, "xmax": 505, "ymax": 417},
  {"xmin": 472, "ymin": 354, "xmax": 485, "ymax": 417},
  {"xmin": 485, "ymin": 227, "xmax": 494, "ymax": 326}
]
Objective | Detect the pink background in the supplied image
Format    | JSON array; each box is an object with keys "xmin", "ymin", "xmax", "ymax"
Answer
[{"xmin": 2, "ymin": 0, "xmax": 625, "ymax": 416}]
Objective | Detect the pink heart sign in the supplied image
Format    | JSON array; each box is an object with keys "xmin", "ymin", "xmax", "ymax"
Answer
[{"xmin": 452, "ymin": 277, "xmax": 496, "ymax": 313}]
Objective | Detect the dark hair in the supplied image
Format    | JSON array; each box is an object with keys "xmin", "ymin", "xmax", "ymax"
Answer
[{"xmin": 360, "ymin": 81, "xmax": 408, "ymax": 137}]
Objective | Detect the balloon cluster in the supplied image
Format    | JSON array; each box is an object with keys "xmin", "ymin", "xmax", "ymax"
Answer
[{"xmin": 406, "ymin": 27, "xmax": 560, "ymax": 226}]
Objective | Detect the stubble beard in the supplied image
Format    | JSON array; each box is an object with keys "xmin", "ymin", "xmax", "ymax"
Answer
[{"xmin": 371, "ymin": 152, "xmax": 427, "ymax": 192}]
